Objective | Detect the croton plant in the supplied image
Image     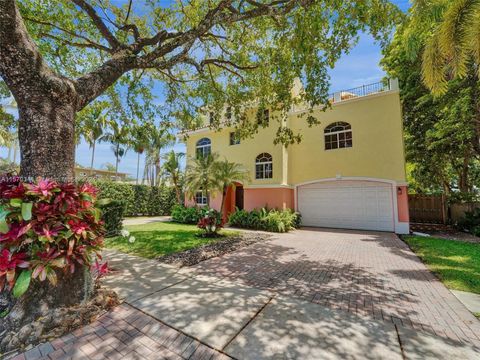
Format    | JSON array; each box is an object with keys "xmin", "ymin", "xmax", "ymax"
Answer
[
  {"xmin": 197, "ymin": 209, "xmax": 224, "ymax": 237},
  {"xmin": 0, "ymin": 176, "xmax": 106, "ymax": 298}
]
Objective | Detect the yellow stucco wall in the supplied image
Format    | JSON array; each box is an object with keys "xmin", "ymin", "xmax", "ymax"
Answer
[
  {"xmin": 288, "ymin": 91, "xmax": 406, "ymax": 184},
  {"xmin": 184, "ymin": 114, "xmax": 286, "ymax": 186},
  {"xmin": 183, "ymin": 91, "xmax": 406, "ymax": 186}
]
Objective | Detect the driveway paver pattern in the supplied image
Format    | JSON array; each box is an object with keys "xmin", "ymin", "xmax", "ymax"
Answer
[
  {"xmin": 12, "ymin": 304, "xmax": 231, "ymax": 360},
  {"xmin": 190, "ymin": 228, "xmax": 480, "ymax": 346},
  {"xmin": 13, "ymin": 228, "xmax": 480, "ymax": 359}
]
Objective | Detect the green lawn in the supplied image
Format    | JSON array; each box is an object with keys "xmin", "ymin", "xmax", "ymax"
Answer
[
  {"xmin": 105, "ymin": 221, "xmax": 237, "ymax": 259},
  {"xmin": 403, "ymin": 236, "xmax": 480, "ymax": 294}
]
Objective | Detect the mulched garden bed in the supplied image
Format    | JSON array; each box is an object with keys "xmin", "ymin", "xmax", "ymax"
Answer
[
  {"xmin": 410, "ymin": 223, "xmax": 480, "ymax": 243},
  {"xmin": 157, "ymin": 231, "xmax": 272, "ymax": 267},
  {"xmin": 422, "ymin": 230, "xmax": 480, "ymax": 244}
]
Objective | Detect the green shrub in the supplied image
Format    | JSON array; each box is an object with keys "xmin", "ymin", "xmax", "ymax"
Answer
[
  {"xmin": 92, "ymin": 180, "xmax": 177, "ymax": 217},
  {"xmin": 228, "ymin": 208, "xmax": 301, "ymax": 233},
  {"xmin": 472, "ymin": 226, "xmax": 480, "ymax": 237},
  {"xmin": 171, "ymin": 205, "xmax": 207, "ymax": 224},
  {"xmin": 457, "ymin": 208, "xmax": 480, "ymax": 236},
  {"xmin": 198, "ymin": 209, "xmax": 224, "ymax": 236},
  {"xmin": 99, "ymin": 200, "xmax": 126, "ymax": 236}
]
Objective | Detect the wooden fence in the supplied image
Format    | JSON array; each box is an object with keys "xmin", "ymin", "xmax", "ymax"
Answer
[
  {"xmin": 408, "ymin": 194, "xmax": 480, "ymax": 224},
  {"xmin": 408, "ymin": 194, "xmax": 446, "ymax": 224}
]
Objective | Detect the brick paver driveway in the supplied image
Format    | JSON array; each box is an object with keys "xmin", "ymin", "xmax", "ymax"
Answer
[
  {"xmin": 192, "ymin": 228, "xmax": 480, "ymax": 346},
  {"xmin": 14, "ymin": 228, "xmax": 480, "ymax": 359}
]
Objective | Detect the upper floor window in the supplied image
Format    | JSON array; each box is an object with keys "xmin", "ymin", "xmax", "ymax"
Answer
[
  {"xmin": 257, "ymin": 108, "xmax": 269, "ymax": 127},
  {"xmin": 229, "ymin": 132, "xmax": 240, "ymax": 146},
  {"xmin": 209, "ymin": 112, "xmax": 214, "ymax": 125},
  {"xmin": 255, "ymin": 153, "xmax": 273, "ymax": 179},
  {"xmin": 226, "ymin": 106, "xmax": 232, "ymax": 121},
  {"xmin": 196, "ymin": 138, "xmax": 211, "ymax": 158},
  {"xmin": 324, "ymin": 122, "xmax": 352, "ymax": 150}
]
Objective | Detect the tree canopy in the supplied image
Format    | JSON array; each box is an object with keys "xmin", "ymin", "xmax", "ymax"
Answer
[
  {"xmin": 382, "ymin": 0, "xmax": 480, "ymax": 196},
  {"xmin": 2, "ymin": 0, "xmax": 401, "ymax": 147}
]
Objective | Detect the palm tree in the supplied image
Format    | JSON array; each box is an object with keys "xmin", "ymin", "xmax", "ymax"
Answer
[
  {"xmin": 143, "ymin": 126, "xmax": 174, "ymax": 186},
  {"xmin": 163, "ymin": 150, "xmax": 185, "ymax": 203},
  {"xmin": 130, "ymin": 124, "xmax": 150, "ymax": 184},
  {"xmin": 110, "ymin": 144, "xmax": 126, "ymax": 175},
  {"xmin": 184, "ymin": 153, "xmax": 219, "ymax": 207},
  {"xmin": 212, "ymin": 159, "xmax": 250, "ymax": 214},
  {"xmin": 78, "ymin": 104, "xmax": 107, "ymax": 170},
  {"xmin": 100, "ymin": 120, "xmax": 130, "ymax": 180},
  {"xmin": 420, "ymin": 0, "xmax": 480, "ymax": 94}
]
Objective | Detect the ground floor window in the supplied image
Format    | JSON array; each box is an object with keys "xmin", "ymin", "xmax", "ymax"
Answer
[{"xmin": 195, "ymin": 191, "xmax": 208, "ymax": 206}]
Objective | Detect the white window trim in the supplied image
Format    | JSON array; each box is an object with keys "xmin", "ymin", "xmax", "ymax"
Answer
[
  {"xmin": 324, "ymin": 129, "xmax": 351, "ymax": 136},
  {"xmin": 324, "ymin": 124, "xmax": 352, "ymax": 150},
  {"xmin": 255, "ymin": 155, "xmax": 273, "ymax": 180},
  {"xmin": 196, "ymin": 138, "xmax": 211, "ymax": 157},
  {"xmin": 195, "ymin": 191, "xmax": 208, "ymax": 206}
]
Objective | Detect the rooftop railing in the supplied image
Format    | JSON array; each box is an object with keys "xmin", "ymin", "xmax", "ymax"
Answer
[
  {"xmin": 182, "ymin": 78, "xmax": 399, "ymax": 132},
  {"xmin": 330, "ymin": 78, "xmax": 398, "ymax": 103}
]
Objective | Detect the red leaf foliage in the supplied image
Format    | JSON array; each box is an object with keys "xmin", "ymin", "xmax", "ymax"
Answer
[{"xmin": 0, "ymin": 177, "xmax": 105, "ymax": 293}]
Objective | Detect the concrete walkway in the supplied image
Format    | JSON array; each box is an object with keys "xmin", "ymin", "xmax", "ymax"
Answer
[
  {"xmin": 451, "ymin": 290, "xmax": 480, "ymax": 314},
  {"xmin": 123, "ymin": 216, "xmax": 172, "ymax": 226}
]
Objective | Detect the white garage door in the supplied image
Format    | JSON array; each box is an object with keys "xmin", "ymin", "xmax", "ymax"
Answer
[{"xmin": 297, "ymin": 180, "xmax": 395, "ymax": 232}]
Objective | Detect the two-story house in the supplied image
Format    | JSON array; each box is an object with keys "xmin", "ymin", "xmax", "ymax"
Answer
[{"xmin": 181, "ymin": 79, "xmax": 409, "ymax": 234}]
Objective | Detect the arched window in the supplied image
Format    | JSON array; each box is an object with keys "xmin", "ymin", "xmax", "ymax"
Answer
[
  {"xmin": 324, "ymin": 122, "xmax": 352, "ymax": 150},
  {"xmin": 255, "ymin": 153, "xmax": 273, "ymax": 179},
  {"xmin": 196, "ymin": 138, "xmax": 211, "ymax": 158}
]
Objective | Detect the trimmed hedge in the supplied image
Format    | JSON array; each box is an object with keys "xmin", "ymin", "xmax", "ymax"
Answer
[
  {"xmin": 99, "ymin": 200, "xmax": 126, "ymax": 236},
  {"xmin": 228, "ymin": 208, "xmax": 301, "ymax": 233},
  {"xmin": 92, "ymin": 180, "xmax": 178, "ymax": 217}
]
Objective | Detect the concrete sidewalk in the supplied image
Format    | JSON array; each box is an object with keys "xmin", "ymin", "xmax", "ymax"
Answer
[
  {"xmin": 451, "ymin": 289, "xmax": 480, "ymax": 314},
  {"xmin": 123, "ymin": 216, "xmax": 172, "ymax": 226}
]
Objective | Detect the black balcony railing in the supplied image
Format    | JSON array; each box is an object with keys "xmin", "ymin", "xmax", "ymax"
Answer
[{"xmin": 330, "ymin": 80, "xmax": 391, "ymax": 103}]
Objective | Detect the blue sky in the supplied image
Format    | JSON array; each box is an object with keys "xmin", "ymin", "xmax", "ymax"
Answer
[{"xmin": 1, "ymin": 0, "xmax": 411, "ymax": 179}]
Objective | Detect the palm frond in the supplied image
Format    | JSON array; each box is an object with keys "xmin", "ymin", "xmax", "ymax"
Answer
[
  {"xmin": 422, "ymin": 32, "xmax": 449, "ymax": 95},
  {"xmin": 438, "ymin": 0, "xmax": 479, "ymax": 78},
  {"xmin": 468, "ymin": 6, "xmax": 480, "ymax": 75}
]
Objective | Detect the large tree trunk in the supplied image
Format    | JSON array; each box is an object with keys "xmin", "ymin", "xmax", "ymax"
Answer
[
  {"xmin": 17, "ymin": 96, "xmax": 76, "ymax": 182},
  {"xmin": 3, "ymin": 92, "xmax": 88, "ymax": 335},
  {"xmin": 0, "ymin": 0, "xmax": 123, "ymax": 338},
  {"xmin": 1, "ymin": 268, "xmax": 93, "ymax": 330}
]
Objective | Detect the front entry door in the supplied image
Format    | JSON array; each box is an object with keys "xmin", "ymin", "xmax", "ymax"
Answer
[{"xmin": 235, "ymin": 186, "xmax": 244, "ymax": 210}]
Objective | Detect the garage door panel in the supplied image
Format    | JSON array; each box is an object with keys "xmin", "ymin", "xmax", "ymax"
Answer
[{"xmin": 298, "ymin": 181, "xmax": 394, "ymax": 232}]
